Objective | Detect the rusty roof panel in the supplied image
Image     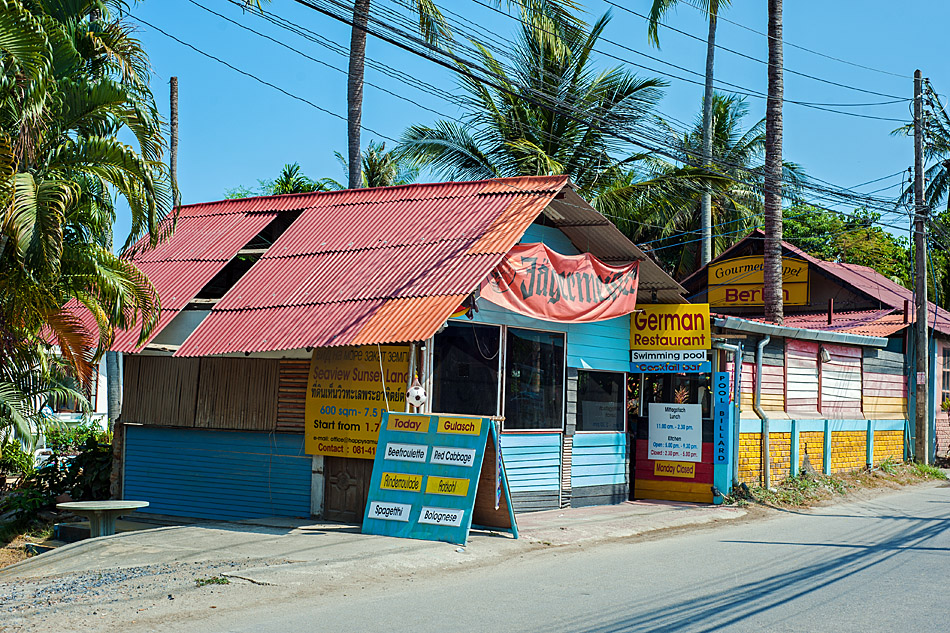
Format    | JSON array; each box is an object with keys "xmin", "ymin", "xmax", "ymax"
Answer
[
  {"xmin": 351, "ymin": 295, "xmax": 467, "ymax": 346},
  {"xmin": 135, "ymin": 211, "xmax": 277, "ymax": 262},
  {"xmin": 175, "ymin": 301, "xmax": 385, "ymax": 356}
]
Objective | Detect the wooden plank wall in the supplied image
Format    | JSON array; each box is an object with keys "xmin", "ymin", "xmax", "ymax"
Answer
[
  {"xmin": 122, "ymin": 356, "xmax": 199, "ymax": 427},
  {"xmin": 862, "ymin": 347, "xmax": 906, "ymax": 420},
  {"xmin": 500, "ymin": 433, "xmax": 561, "ymax": 512},
  {"xmin": 277, "ymin": 360, "xmax": 309, "ymax": 433},
  {"xmin": 821, "ymin": 344, "xmax": 862, "ymax": 417},
  {"xmin": 124, "ymin": 356, "xmax": 295, "ymax": 433},
  {"xmin": 195, "ymin": 358, "xmax": 278, "ymax": 431},
  {"xmin": 570, "ymin": 433, "xmax": 627, "ymax": 507},
  {"xmin": 786, "ymin": 340, "xmax": 820, "ymax": 417}
]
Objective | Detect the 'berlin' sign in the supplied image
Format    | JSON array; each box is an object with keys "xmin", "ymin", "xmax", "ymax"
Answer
[{"xmin": 480, "ymin": 243, "xmax": 639, "ymax": 323}]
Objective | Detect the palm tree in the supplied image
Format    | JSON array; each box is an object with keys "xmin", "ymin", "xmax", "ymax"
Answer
[
  {"xmin": 647, "ymin": 0, "xmax": 731, "ymax": 267},
  {"xmin": 269, "ymin": 163, "xmax": 331, "ymax": 194},
  {"xmin": 336, "ymin": 141, "xmax": 419, "ymax": 188},
  {"xmin": 763, "ymin": 0, "xmax": 784, "ymax": 325},
  {"xmin": 399, "ymin": 12, "xmax": 666, "ymax": 199},
  {"xmin": 346, "ymin": 1, "xmax": 450, "ymax": 189},
  {"xmin": 640, "ymin": 95, "xmax": 764, "ymax": 277},
  {"xmin": 0, "ymin": 1, "xmax": 171, "ymax": 440}
]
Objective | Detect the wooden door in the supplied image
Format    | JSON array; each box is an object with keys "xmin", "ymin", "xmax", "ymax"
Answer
[{"xmin": 323, "ymin": 456, "xmax": 373, "ymax": 523}]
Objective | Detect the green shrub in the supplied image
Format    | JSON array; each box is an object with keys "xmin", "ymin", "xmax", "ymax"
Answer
[
  {"xmin": 45, "ymin": 420, "xmax": 109, "ymax": 455},
  {"xmin": 0, "ymin": 440, "xmax": 34, "ymax": 478}
]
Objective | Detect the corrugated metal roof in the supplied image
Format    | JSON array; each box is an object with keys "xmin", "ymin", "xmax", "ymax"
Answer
[
  {"xmin": 83, "ymin": 204, "xmax": 279, "ymax": 351},
  {"xmin": 713, "ymin": 309, "xmax": 910, "ymax": 339},
  {"xmin": 175, "ymin": 176, "xmax": 572, "ymax": 356}
]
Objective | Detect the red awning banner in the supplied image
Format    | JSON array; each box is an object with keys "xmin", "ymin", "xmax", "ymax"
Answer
[{"xmin": 479, "ymin": 243, "xmax": 639, "ymax": 323}]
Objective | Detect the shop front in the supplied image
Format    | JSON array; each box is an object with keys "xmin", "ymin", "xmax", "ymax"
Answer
[{"xmin": 628, "ymin": 304, "xmax": 718, "ymax": 504}]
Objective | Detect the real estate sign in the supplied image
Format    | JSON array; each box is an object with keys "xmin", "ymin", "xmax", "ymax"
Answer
[{"xmin": 304, "ymin": 345, "xmax": 410, "ymax": 459}]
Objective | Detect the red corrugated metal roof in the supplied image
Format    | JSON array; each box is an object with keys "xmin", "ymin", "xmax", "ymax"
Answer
[
  {"xmin": 713, "ymin": 309, "xmax": 910, "ymax": 338},
  {"xmin": 175, "ymin": 175, "xmax": 569, "ymax": 356},
  {"xmin": 73, "ymin": 203, "xmax": 280, "ymax": 352}
]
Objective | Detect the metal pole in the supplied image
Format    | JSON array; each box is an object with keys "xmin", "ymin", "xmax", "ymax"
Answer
[{"xmin": 914, "ymin": 69, "xmax": 929, "ymax": 464}]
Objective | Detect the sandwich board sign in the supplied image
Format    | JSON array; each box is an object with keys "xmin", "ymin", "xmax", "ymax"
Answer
[{"xmin": 362, "ymin": 412, "xmax": 518, "ymax": 545}]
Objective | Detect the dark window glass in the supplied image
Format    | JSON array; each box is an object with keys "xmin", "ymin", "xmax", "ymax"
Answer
[
  {"xmin": 576, "ymin": 371, "xmax": 625, "ymax": 432},
  {"xmin": 504, "ymin": 329, "xmax": 564, "ymax": 430},
  {"xmin": 432, "ymin": 323, "xmax": 500, "ymax": 416},
  {"xmin": 639, "ymin": 373, "xmax": 711, "ymax": 418}
]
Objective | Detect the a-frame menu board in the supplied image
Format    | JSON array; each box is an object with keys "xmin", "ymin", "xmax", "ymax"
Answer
[{"xmin": 362, "ymin": 412, "xmax": 518, "ymax": 546}]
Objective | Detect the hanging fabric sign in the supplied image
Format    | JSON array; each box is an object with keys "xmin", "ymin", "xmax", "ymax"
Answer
[{"xmin": 479, "ymin": 243, "xmax": 639, "ymax": 323}]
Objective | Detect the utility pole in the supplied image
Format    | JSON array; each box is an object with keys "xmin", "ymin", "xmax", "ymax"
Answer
[
  {"xmin": 170, "ymin": 76, "xmax": 179, "ymax": 206},
  {"xmin": 913, "ymin": 69, "xmax": 929, "ymax": 464}
]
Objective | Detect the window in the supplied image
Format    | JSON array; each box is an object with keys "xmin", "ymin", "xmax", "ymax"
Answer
[
  {"xmin": 432, "ymin": 323, "xmax": 500, "ymax": 417},
  {"xmin": 504, "ymin": 328, "xmax": 565, "ymax": 430},
  {"xmin": 576, "ymin": 371, "xmax": 625, "ymax": 432},
  {"xmin": 639, "ymin": 372, "xmax": 711, "ymax": 419},
  {"xmin": 942, "ymin": 349, "xmax": 950, "ymax": 408}
]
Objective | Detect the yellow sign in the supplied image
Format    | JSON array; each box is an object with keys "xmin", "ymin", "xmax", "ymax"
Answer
[
  {"xmin": 380, "ymin": 472, "xmax": 423, "ymax": 492},
  {"xmin": 630, "ymin": 303, "xmax": 710, "ymax": 350},
  {"xmin": 304, "ymin": 345, "xmax": 410, "ymax": 459},
  {"xmin": 653, "ymin": 461, "xmax": 696, "ymax": 478},
  {"xmin": 388, "ymin": 414, "xmax": 429, "ymax": 433},
  {"xmin": 425, "ymin": 476, "xmax": 470, "ymax": 496},
  {"xmin": 437, "ymin": 417, "xmax": 482, "ymax": 435},
  {"xmin": 708, "ymin": 256, "xmax": 809, "ymax": 307}
]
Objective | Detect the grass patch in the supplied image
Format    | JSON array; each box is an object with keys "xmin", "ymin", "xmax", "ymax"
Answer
[
  {"xmin": 725, "ymin": 460, "xmax": 947, "ymax": 509},
  {"xmin": 910, "ymin": 462, "xmax": 948, "ymax": 480},
  {"xmin": 195, "ymin": 576, "xmax": 230, "ymax": 587}
]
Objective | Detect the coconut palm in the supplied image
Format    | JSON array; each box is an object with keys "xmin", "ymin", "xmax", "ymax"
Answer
[
  {"xmin": 336, "ymin": 141, "xmax": 419, "ymax": 188},
  {"xmin": 647, "ymin": 0, "xmax": 732, "ymax": 267},
  {"xmin": 399, "ymin": 11, "xmax": 666, "ymax": 199},
  {"xmin": 0, "ymin": 1, "xmax": 171, "ymax": 440},
  {"xmin": 763, "ymin": 0, "xmax": 784, "ymax": 325},
  {"xmin": 631, "ymin": 94, "xmax": 803, "ymax": 278}
]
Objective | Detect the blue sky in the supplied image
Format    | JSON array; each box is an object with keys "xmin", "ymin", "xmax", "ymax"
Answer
[{"xmin": 118, "ymin": 0, "xmax": 945, "ymax": 246}]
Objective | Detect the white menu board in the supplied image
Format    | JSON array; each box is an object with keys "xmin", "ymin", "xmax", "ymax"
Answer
[{"xmin": 648, "ymin": 403, "xmax": 702, "ymax": 462}]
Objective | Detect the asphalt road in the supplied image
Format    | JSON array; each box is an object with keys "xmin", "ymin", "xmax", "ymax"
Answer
[{"xmin": 198, "ymin": 483, "xmax": 950, "ymax": 633}]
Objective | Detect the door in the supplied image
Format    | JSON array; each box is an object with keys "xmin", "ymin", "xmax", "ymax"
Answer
[{"xmin": 323, "ymin": 456, "xmax": 373, "ymax": 523}]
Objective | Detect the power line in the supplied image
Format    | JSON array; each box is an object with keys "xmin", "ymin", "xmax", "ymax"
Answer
[
  {"xmin": 674, "ymin": 0, "xmax": 909, "ymax": 80},
  {"xmin": 602, "ymin": 0, "xmax": 911, "ymax": 102}
]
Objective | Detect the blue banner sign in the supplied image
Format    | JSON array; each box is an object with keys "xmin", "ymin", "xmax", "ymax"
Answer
[
  {"xmin": 713, "ymin": 372, "xmax": 732, "ymax": 463},
  {"xmin": 362, "ymin": 412, "xmax": 516, "ymax": 545},
  {"xmin": 712, "ymin": 371, "xmax": 734, "ymax": 500},
  {"xmin": 630, "ymin": 360, "xmax": 711, "ymax": 374}
]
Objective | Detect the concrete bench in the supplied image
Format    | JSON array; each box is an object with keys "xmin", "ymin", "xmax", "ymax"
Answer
[{"xmin": 56, "ymin": 501, "xmax": 150, "ymax": 538}]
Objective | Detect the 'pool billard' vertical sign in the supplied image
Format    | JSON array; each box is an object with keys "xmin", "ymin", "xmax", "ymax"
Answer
[
  {"xmin": 362, "ymin": 412, "xmax": 518, "ymax": 546},
  {"xmin": 713, "ymin": 372, "xmax": 734, "ymax": 497}
]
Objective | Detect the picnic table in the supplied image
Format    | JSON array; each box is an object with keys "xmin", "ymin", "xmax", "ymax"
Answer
[{"xmin": 56, "ymin": 500, "xmax": 150, "ymax": 538}]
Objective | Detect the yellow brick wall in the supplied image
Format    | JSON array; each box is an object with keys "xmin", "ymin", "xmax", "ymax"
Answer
[
  {"xmin": 769, "ymin": 433, "xmax": 792, "ymax": 482},
  {"xmin": 738, "ymin": 432, "xmax": 761, "ymax": 485},
  {"xmin": 799, "ymin": 431, "xmax": 824, "ymax": 473},
  {"xmin": 830, "ymin": 430, "xmax": 867, "ymax": 472},
  {"xmin": 872, "ymin": 430, "xmax": 903, "ymax": 464}
]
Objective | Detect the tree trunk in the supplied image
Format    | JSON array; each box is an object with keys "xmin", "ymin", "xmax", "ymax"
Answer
[
  {"xmin": 106, "ymin": 351, "xmax": 121, "ymax": 430},
  {"xmin": 699, "ymin": 0, "xmax": 718, "ymax": 266},
  {"xmin": 347, "ymin": 0, "xmax": 370, "ymax": 190},
  {"xmin": 170, "ymin": 76, "xmax": 179, "ymax": 207},
  {"xmin": 763, "ymin": 0, "xmax": 784, "ymax": 325}
]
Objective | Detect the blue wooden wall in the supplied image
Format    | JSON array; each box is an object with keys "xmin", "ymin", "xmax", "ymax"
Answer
[
  {"xmin": 571, "ymin": 432, "xmax": 627, "ymax": 488},
  {"xmin": 124, "ymin": 426, "xmax": 311, "ymax": 521}
]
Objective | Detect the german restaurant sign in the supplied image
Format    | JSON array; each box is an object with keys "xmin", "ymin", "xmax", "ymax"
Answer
[
  {"xmin": 708, "ymin": 256, "xmax": 809, "ymax": 307},
  {"xmin": 479, "ymin": 243, "xmax": 639, "ymax": 323},
  {"xmin": 304, "ymin": 345, "xmax": 410, "ymax": 459}
]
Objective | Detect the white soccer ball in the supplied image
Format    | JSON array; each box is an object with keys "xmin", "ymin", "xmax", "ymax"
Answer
[{"xmin": 407, "ymin": 384, "xmax": 428, "ymax": 409}]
